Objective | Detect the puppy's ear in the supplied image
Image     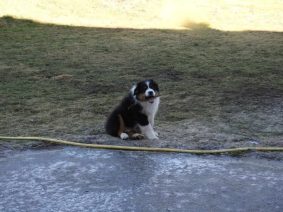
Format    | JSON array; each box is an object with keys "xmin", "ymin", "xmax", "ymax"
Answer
[
  {"xmin": 151, "ymin": 80, "xmax": 159, "ymax": 92},
  {"xmin": 130, "ymin": 83, "xmax": 137, "ymax": 96}
]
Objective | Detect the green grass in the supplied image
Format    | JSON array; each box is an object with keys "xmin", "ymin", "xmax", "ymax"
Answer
[{"xmin": 0, "ymin": 16, "xmax": 282, "ymax": 144}]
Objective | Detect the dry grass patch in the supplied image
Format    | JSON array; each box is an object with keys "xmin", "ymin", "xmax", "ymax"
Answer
[{"xmin": 0, "ymin": 17, "xmax": 282, "ymax": 151}]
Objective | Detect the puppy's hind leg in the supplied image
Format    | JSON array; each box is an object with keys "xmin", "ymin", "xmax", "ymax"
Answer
[
  {"xmin": 124, "ymin": 128, "xmax": 144, "ymax": 140},
  {"xmin": 118, "ymin": 114, "xmax": 129, "ymax": 140},
  {"xmin": 131, "ymin": 133, "xmax": 144, "ymax": 140}
]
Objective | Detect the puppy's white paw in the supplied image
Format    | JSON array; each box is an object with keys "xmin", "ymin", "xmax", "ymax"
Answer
[
  {"xmin": 154, "ymin": 131, "xmax": 159, "ymax": 137},
  {"xmin": 120, "ymin": 133, "xmax": 129, "ymax": 140},
  {"xmin": 147, "ymin": 135, "xmax": 159, "ymax": 140}
]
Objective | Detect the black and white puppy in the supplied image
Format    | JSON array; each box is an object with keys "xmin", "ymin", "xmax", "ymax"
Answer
[{"xmin": 105, "ymin": 79, "xmax": 160, "ymax": 140}]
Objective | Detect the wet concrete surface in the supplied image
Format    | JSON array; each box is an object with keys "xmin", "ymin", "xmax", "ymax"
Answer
[{"xmin": 0, "ymin": 147, "xmax": 283, "ymax": 212}]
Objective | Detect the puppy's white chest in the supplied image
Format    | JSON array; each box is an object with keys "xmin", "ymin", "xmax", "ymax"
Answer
[{"xmin": 140, "ymin": 97, "xmax": 160, "ymax": 116}]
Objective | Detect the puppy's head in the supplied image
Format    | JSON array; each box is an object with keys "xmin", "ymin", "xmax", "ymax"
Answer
[{"xmin": 132, "ymin": 79, "xmax": 159, "ymax": 102}]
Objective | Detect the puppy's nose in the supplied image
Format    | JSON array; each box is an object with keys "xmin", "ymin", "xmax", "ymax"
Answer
[{"xmin": 148, "ymin": 91, "xmax": 154, "ymax": 96}]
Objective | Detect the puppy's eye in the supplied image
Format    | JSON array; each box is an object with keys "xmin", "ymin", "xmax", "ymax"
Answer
[{"xmin": 152, "ymin": 83, "xmax": 159, "ymax": 91}]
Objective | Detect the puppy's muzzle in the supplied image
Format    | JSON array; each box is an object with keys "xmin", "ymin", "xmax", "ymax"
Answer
[{"xmin": 147, "ymin": 91, "xmax": 155, "ymax": 97}]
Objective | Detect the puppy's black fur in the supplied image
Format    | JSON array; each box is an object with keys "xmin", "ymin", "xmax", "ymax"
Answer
[{"xmin": 105, "ymin": 94, "xmax": 148, "ymax": 137}]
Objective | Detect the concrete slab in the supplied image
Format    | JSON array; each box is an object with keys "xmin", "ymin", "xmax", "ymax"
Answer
[{"xmin": 0, "ymin": 147, "xmax": 282, "ymax": 212}]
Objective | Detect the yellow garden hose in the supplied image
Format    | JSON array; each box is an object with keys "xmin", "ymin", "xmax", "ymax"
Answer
[{"xmin": 0, "ymin": 136, "xmax": 283, "ymax": 155}]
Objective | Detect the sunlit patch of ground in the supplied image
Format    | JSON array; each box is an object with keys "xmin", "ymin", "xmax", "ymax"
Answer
[{"xmin": 0, "ymin": 0, "xmax": 283, "ymax": 31}]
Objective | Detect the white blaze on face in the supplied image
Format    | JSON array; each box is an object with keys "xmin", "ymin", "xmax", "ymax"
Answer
[{"xmin": 145, "ymin": 81, "xmax": 156, "ymax": 97}]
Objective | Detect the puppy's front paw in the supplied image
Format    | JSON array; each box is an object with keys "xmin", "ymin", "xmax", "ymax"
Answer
[
  {"xmin": 154, "ymin": 131, "xmax": 159, "ymax": 137},
  {"xmin": 147, "ymin": 135, "xmax": 159, "ymax": 140},
  {"xmin": 120, "ymin": 133, "xmax": 129, "ymax": 140}
]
